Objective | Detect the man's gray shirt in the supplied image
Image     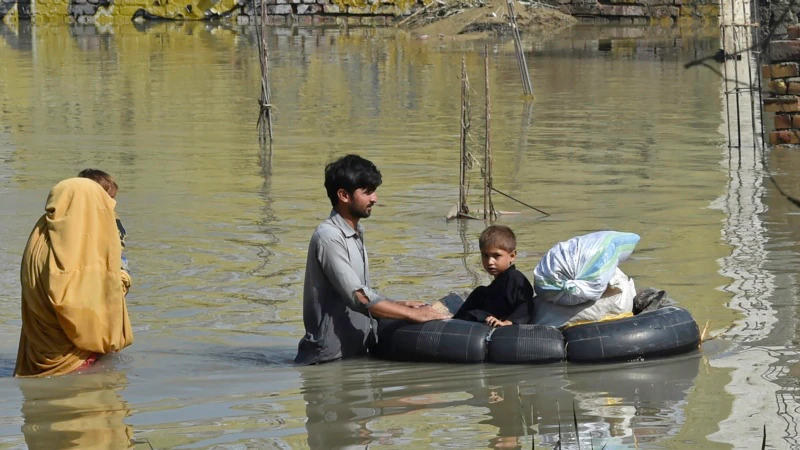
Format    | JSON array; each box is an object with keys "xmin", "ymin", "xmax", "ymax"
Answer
[{"xmin": 295, "ymin": 210, "xmax": 386, "ymax": 365}]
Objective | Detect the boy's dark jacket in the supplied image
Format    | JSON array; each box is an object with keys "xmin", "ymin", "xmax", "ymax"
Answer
[{"xmin": 453, "ymin": 265, "xmax": 534, "ymax": 324}]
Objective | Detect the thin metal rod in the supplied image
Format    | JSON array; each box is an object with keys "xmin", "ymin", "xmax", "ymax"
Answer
[
  {"xmin": 732, "ymin": 24, "xmax": 743, "ymax": 151},
  {"xmin": 753, "ymin": 0, "xmax": 767, "ymax": 157},
  {"xmin": 720, "ymin": 0, "xmax": 734, "ymax": 147},
  {"xmin": 742, "ymin": 0, "xmax": 758, "ymax": 154},
  {"xmin": 491, "ymin": 187, "xmax": 549, "ymax": 216}
]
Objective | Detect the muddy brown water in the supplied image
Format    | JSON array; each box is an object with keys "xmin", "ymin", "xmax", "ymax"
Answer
[{"xmin": 0, "ymin": 22, "xmax": 798, "ymax": 449}]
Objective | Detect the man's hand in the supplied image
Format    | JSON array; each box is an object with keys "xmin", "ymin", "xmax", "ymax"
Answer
[
  {"xmin": 485, "ymin": 316, "xmax": 512, "ymax": 328},
  {"xmin": 394, "ymin": 300, "xmax": 429, "ymax": 308},
  {"xmin": 368, "ymin": 298, "xmax": 451, "ymax": 321},
  {"xmin": 407, "ymin": 306, "xmax": 451, "ymax": 323}
]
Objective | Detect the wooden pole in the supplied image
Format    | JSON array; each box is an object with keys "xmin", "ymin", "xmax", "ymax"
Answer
[
  {"xmin": 483, "ymin": 45, "xmax": 490, "ymax": 220},
  {"xmin": 459, "ymin": 58, "xmax": 470, "ymax": 216},
  {"xmin": 258, "ymin": 0, "xmax": 274, "ymax": 143}
]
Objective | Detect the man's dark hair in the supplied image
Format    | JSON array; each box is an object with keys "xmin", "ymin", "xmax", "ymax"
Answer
[{"xmin": 324, "ymin": 155, "xmax": 382, "ymax": 207}]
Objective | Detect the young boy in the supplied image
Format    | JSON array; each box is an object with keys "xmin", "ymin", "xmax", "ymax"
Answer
[
  {"xmin": 77, "ymin": 169, "xmax": 129, "ymax": 273},
  {"xmin": 453, "ymin": 225, "xmax": 535, "ymax": 327}
]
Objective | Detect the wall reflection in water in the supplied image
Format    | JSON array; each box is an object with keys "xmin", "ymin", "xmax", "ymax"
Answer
[
  {"xmin": 19, "ymin": 371, "xmax": 134, "ymax": 450},
  {"xmin": 300, "ymin": 355, "xmax": 700, "ymax": 449}
]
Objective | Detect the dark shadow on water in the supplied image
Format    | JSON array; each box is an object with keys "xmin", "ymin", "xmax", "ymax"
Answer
[
  {"xmin": 222, "ymin": 347, "xmax": 297, "ymax": 367},
  {"xmin": 250, "ymin": 138, "xmax": 277, "ymax": 277},
  {"xmin": 0, "ymin": 21, "xmax": 32, "ymax": 52},
  {"xmin": 144, "ymin": 346, "xmax": 298, "ymax": 368},
  {"xmin": 0, "ymin": 357, "xmax": 15, "ymax": 378}
]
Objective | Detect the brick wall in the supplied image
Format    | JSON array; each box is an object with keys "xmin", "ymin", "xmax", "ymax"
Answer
[
  {"xmin": 765, "ymin": 26, "xmax": 800, "ymax": 150},
  {"xmin": 559, "ymin": 0, "xmax": 719, "ymax": 24},
  {"xmin": 236, "ymin": 1, "xmax": 406, "ymax": 26}
]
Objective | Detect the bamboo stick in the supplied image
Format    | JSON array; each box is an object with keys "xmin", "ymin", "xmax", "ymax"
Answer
[
  {"xmin": 459, "ymin": 58, "xmax": 470, "ymax": 216},
  {"xmin": 257, "ymin": 0, "xmax": 274, "ymax": 143},
  {"xmin": 484, "ymin": 45, "xmax": 493, "ymax": 220}
]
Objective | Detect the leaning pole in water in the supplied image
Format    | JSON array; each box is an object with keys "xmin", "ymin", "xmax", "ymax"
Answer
[
  {"xmin": 506, "ymin": 0, "xmax": 533, "ymax": 97},
  {"xmin": 257, "ymin": 0, "xmax": 274, "ymax": 143}
]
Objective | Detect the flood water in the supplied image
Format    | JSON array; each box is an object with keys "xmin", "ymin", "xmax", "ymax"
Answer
[{"xmin": 0, "ymin": 20, "xmax": 799, "ymax": 449}]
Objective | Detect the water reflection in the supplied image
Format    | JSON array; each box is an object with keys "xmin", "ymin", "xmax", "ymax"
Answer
[
  {"xmin": 19, "ymin": 371, "xmax": 134, "ymax": 449},
  {"xmin": 458, "ymin": 219, "xmax": 482, "ymax": 288},
  {"xmin": 0, "ymin": 21, "xmax": 30, "ymax": 51},
  {"xmin": 0, "ymin": 19, "xmax": 751, "ymax": 448},
  {"xmin": 300, "ymin": 355, "xmax": 700, "ymax": 449}
]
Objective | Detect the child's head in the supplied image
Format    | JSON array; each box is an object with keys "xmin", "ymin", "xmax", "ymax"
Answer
[
  {"xmin": 479, "ymin": 225, "xmax": 517, "ymax": 278},
  {"xmin": 78, "ymin": 169, "xmax": 118, "ymax": 199}
]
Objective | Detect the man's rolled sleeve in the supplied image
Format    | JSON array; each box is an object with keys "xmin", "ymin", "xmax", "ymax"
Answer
[{"xmin": 361, "ymin": 286, "xmax": 385, "ymax": 308}]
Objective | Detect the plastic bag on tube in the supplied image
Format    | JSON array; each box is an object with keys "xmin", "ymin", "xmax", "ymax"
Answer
[{"xmin": 533, "ymin": 231, "xmax": 640, "ymax": 306}]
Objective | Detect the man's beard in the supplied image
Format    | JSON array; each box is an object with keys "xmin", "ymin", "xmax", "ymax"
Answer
[{"xmin": 350, "ymin": 203, "xmax": 372, "ymax": 219}]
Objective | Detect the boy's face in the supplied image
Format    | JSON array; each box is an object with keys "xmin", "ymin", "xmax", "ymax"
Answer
[{"xmin": 480, "ymin": 246, "xmax": 516, "ymax": 278}]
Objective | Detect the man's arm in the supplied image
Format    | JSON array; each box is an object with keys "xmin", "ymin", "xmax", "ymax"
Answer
[
  {"xmin": 354, "ymin": 290, "xmax": 451, "ymax": 322},
  {"xmin": 317, "ymin": 234, "xmax": 449, "ymax": 321},
  {"xmin": 317, "ymin": 234, "xmax": 386, "ymax": 310}
]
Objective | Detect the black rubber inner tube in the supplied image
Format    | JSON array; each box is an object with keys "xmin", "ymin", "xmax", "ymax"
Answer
[
  {"xmin": 562, "ymin": 306, "xmax": 701, "ymax": 363},
  {"xmin": 371, "ymin": 306, "xmax": 700, "ymax": 364},
  {"xmin": 487, "ymin": 324, "xmax": 566, "ymax": 364},
  {"xmin": 372, "ymin": 318, "xmax": 491, "ymax": 363}
]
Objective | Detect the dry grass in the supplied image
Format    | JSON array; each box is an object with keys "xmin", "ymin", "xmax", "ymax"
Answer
[{"xmin": 400, "ymin": 0, "xmax": 577, "ymax": 39}]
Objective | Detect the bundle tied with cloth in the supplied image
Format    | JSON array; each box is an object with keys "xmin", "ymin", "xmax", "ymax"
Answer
[
  {"xmin": 15, "ymin": 178, "xmax": 133, "ymax": 378},
  {"xmin": 532, "ymin": 231, "xmax": 640, "ymax": 329}
]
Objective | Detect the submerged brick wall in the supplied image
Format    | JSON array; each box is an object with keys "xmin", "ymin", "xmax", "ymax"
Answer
[
  {"xmin": 236, "ymin": 1, "xmax": 407, "ymax": 26},
  {"xmin": 558, "ymin": 0, "xmax": 719, "ymax": 25}
]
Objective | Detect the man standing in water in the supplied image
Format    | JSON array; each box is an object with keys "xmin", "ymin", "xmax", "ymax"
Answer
[{"xmin": 295, "ymin": 154, "xmax": 450, "ymax": 365}]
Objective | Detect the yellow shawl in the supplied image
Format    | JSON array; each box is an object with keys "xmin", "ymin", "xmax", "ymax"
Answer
[{"xmin": 15, "ymin": 178, "xmax": 133, "ymax": 378}]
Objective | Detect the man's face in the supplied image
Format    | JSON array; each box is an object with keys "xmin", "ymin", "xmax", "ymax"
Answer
[
  {"xmin": 480, "ymin": 246, "xmax": 516, "ymax": 278},
  {"xmin": 346, "ymin": 188, "xmax": 378, "ymax": 219}
]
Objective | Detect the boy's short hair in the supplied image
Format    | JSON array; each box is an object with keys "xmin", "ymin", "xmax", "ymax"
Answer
[
  {"xmin": 324, "ymin": 155, "xmax": 382, "ymax": 207},
  {"xmin": 479, "ymin": 225, "xmax": 517, "ymax": 253},
  {"xmin": 78, "ymin": 169, "xmax": 118, "ymax": 198}
]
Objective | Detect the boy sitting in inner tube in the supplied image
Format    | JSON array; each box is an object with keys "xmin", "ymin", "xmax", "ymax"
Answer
[{"xmin": 453, "ymin": 225, "xmax": 535, "ymax": 327}]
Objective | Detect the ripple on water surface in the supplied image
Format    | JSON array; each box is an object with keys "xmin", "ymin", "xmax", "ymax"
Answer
[{"xmin": 0, "ymin": 22, "xmax": 777, "ymax": 449}]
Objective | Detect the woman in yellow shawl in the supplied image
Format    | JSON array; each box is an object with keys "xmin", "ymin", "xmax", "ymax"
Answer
[{"xmin": 14, "ymin": 177, "xmax": 134, "ymax": 378}]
